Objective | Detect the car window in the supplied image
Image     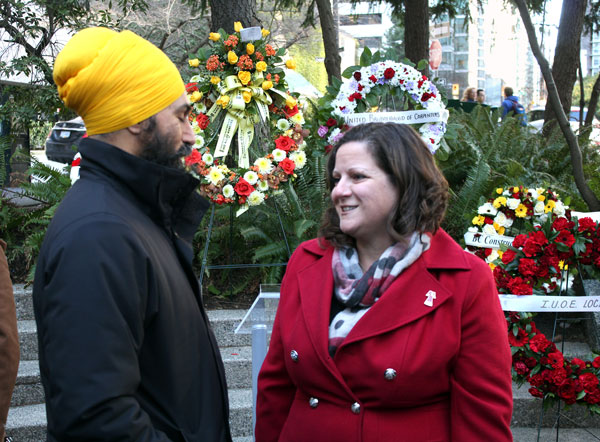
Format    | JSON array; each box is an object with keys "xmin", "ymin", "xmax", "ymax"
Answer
[{"xmin": 569, "ymin": 110, "xmax": 587, "ymax": 122}]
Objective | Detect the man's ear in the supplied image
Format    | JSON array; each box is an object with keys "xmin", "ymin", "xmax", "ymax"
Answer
[{"xmin": 127, "ymin": 121, "xmax": 146, "ymax": 135}]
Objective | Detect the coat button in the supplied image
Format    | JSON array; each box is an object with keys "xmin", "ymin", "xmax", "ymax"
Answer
[
  {"xmin": 309, "ymin": 397, "xmax": 319, "ymax": 408},
  {"xmin": 290, "ymin": 350, "xmax": 299, "ymax": 362},
  {"xmin": 384, "ymin": 368, "xmax": 397, "ymax": 381},
  {"xmin": 351, "ymin": 402, "xmax": 361, "ymax": 414}
]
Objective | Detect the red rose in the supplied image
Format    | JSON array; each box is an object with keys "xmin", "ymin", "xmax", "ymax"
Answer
[
  {"xmin": 284, "ymin": 104, "xmax": 299, "ymax": 118},
  {"xmin": 185, "ymin": 149, "xmax": 202, "ymax": 166},
  {"xmin": 275, "ymin": 135, "xmax": 295, "ymax": 152},
  {"xmin": 514, "ymin": 361, "xmax": 529, "ymax": 375},
  {"xmin": 196, "ymin": 113, "xmax": 210, "ymax": 130},
  {"xmin": 279, "ymin": 158, "xmax": 296, "ymax": 175},
  {"xmin": 348, "ymin": 92, "xmax": 362, "ymax": 102},
  {"xmin": 369, "ymin": 75, "xmax": 378, "ymax": 83},
  {"xmin": 383, "ymin": 67, "xmax": 395, "ymax": 79},
  {"xmin": 421, "ymin": 92, "xmax": 435, "ymax": 101},
  {"xmin": 483, "ymin": 217, "xmax": 494, "ymax": 225},
  {"xmin": 353, "ymin": 71, "xmax": 361, "ymax": 81},
  {"xmin": 234, "ymin": 178, "xmax": 254, "ymax": 196},
  {"xmin": 326, "ymin": 118, "xmax": 338, "ymax": 127},
  {"xmin": 358, "ymin": 84, "xmax": 364, "ymax": 91}
]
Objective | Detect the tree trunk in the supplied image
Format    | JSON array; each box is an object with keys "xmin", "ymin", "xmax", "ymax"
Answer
[
  {"xmin": 208, "ymin": 0, "xmax": 260, "ymax": 33},
  {"xmin": 315, "ymin": 0, "xmax": 341, "ymax": 84},
  {"xmin": 542, "ymin": 0, "xmax": 586, "ymax": 135},
  {"xmin": 514, "ymin": 0, "xmax": 600, "ymax": 211},
  {"xmin": 403, "ymin": 0, "xmax": 429, "ymax": 78},
  {"xmin": 585, "ymin": 74, "xmax": 600, "ymax": 127}
]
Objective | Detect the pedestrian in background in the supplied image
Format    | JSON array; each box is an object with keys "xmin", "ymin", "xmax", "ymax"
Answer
[
  {"xmin": 0, "ymin": 239, "xmax": 19, "ymax": 442},
  {"xmin": 501, "ymin": 87, "xmax": 527, "ymax": 126},
  {"xmin": 461, "ymin": 86, "xmax": 476, "ymax": 102},
  {"xmin": 477, "ymin": 88, "xmax": 486, "ymax": 104},
  {"xmin": 256, "ymin": 123, "xmax": 513, "ymax": 442},
  {"xmin": 33, "ymin": 27, "xmax": 231, "ymax": 441}
]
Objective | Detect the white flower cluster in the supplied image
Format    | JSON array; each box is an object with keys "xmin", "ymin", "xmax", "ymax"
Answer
[{"xmin": 330, "ymin": 60, "xmax": 447, "ymax": 153}]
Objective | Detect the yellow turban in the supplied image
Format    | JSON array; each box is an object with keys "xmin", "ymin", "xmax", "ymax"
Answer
[{"xmin": 53, "ymin": 27, "xmax": 184, "ymax": 135}]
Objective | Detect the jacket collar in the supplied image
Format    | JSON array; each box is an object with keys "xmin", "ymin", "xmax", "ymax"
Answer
[
  {"xmin": 297, "ymin": 229, "xmax": 469, "ymax": 358},
  {"xmin": 78, "ymin": 138, "xmax": 209, "ymax": 244}
]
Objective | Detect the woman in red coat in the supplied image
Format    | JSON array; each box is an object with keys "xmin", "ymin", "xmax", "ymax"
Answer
[{"xmin": 256, "ymin": 123, "xmax": 513, "ymax": 442}]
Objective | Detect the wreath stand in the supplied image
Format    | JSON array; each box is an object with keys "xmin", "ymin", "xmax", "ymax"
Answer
[{"xmin": 197, "ymin": 197, "xmax": 291, "ymax": 297}]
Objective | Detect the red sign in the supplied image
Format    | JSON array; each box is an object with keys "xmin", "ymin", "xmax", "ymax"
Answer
[{"xmin": 429, "ymin": 39, "xmax": 442, "ymax": 71}]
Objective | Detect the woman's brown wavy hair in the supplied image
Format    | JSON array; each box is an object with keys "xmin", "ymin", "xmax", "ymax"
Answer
[{"xmin": 318, "ymin": 122, "xmax": 449, "ymax": 248}]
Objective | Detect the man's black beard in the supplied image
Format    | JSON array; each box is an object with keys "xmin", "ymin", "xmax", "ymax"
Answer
[{"xmin": 139, "ymin": 116, "xmax": 192, "ymax": 170}]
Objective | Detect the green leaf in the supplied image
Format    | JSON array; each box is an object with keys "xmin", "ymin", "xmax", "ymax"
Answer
[
  {"xmin": 276, "ymin": 48, "xmax": 286, "ymax": 57},
  {"xmin": 342, "ymin": 65, "xmax": 361, "ymax": 79},
  {"xmin": 365, "ymin": 93, "xmax": 379, "ymax": 108},
  {"xmin": 360, "ymin": 47, "xmax": 372, "ymax": 67},
  {"xmin": 417, "ymin": 59, "xmax": 429, "ymax": 71},
  {"xmin": 331, "ymin": 75, "xmax": 343, "ymax": 89},
  {"xmin": 530, "ymin": 364, "xmax": 541, "ymax": 375}
]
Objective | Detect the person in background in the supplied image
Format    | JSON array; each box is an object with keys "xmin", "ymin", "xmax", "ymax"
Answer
[
  {"xmin": 0, "ymin": 240, "xmax": 19, "ymax": 442},
  {"xmin": 477, "ymin": 88, "xmax": 486, "ymax": 104},
  {"xmin": 33, "ymin": 27, "xmax": 231, "ymax": 441},
  {"xmin": 461, "ymin": 86, "xmax": 476, "ymax": 102},
  {"xmin": 501, "ymin": 87, "xmax": 527, "ymax": 126},
  {"xmin": 255, "ymin": 123, "xmax": 513, "ymax": 442}
]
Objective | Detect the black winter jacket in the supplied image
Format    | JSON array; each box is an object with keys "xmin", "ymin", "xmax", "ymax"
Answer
[{"xmin": 33, "ymin": 138, "xmax": 231, "ymax": 441}]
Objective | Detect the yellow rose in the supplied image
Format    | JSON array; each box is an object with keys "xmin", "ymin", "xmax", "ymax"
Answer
[
  {"xmin": 246, "ymin": 43, "xmax": 255, "ymax": 55},
  {"xmin": 513, "ymin": 186, "xmax": 520, "ymax": 193},
  {"xmin": 261, "ymin": 80, "xmax": 273, "ymax": 90},
  {"xmin": 285, "ymin": 96, "xmax": 297, "ymax": 108},
  {"xmin": 210, "ymin": 76, "xmax": 221, "ymax": 85},
  {"xmin": 255, "ymin": 61, "xmax": 267, "ymax": 72},
  {"xmin": 496, "ymin": 188, "xmax": 503, "ymax": 194},
  {"xmin": 261, "ymin": 29, "xmax": 270, "ymax": 37},
  {"xmin": 537, "ymin": 195, "xmax": 546, "ymax": 202},
  {"xmin": 234, "ymin": 21, "xmax": 243, "ymax": 32},
  {"xmin": 209, "ymin": 33, "xmax": 221, "ymax": 42},
  {"xmin": 216, "ymin": 95, "xmax": 230, "ymax": 109},
  {"xmin": 242, "ymin": 90, "xmax": 252, "ymax": 103},
  {"xmin": 190, "ymin": 91, "xmax": 203, "ymax": 103},
  {"xmin": 227, "ymin": 51, "xmax": 238, "ymax": 64},
  {"xmin": 238, "ymin": 70, "xmax": 251, "ymax": 85},
  {"xmin": 188, "ymin": 58, "xmax": 200, "ymax": 67},
  {"xmin": 285, "ymin": 59, "xmax": 296, "ymax": 70}
]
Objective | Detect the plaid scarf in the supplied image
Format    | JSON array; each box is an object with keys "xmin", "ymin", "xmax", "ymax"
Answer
[{"xmin": 328, "ymin": 232, "xmax": 430, "ymax": 356}]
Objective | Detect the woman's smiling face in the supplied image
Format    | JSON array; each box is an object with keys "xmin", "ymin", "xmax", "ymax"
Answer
[{"xmin": 330, "ymin": 140, "xmax": 399, "ymax": 249}]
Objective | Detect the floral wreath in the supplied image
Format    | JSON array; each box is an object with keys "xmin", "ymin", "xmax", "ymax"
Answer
[
  {"xmin": 469, "ymin": 187, "xmax": 600, "ymax": 412},
  {"xmin": 313, "ymin": 50, "xmax": 447, "ymax": 154},
  {"xmin": 466, "ymin": 186, "xmax": 569, "ymax": 269},
  {"xmin": 184, "ymin": 22, "xmax": 309, "ymax": 212}
]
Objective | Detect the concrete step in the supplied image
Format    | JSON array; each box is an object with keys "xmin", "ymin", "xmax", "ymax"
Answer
[
  {"xmin": 14, "ymin": 284, "xmax": 34, "ymax": 320},
  {"xmin": 11, "ymin": 360, "xmax": 43, "ymax": 407},
  {"xmin": 6, "ymin": 389, "xmax": 254, "ymax": 441},
  {"xmin": 512, "ymin": 427, "xmax": 600, "ymax": 441}
]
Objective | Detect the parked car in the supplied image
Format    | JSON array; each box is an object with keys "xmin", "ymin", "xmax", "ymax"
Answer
[
  {"xmin": 527, "ymin": 106, "xmax": 600, "ymax": 147},
  {"xmin": 45, "ymin": 117, "xmax": 86, "ymax": 163}
]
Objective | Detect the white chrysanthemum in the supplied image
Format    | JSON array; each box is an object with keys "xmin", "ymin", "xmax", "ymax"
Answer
[
  {"xmin": 202, "ymin": 153, "xmax": 213, "ymax": 165},
  {"xmin": 493, "ymin": 211, "xmax": 508, "ymax": 227},
  {"xmin": 507, "ymin": 198, "xmax": 520, "ymax": 210},
  {"xmin": 272, "ymin": 149, "xmax": 287, "ymax": 162},
  {"xmin": 467, "ymin": 226, "xmax": 478, "ymax": 233},
  {"xmin": 290, "ymin": 112, "xmax": 305, "ymax": 125},
  {"xmin": 257, "ymin": 180, "xmax": 269, "ymax": 192},
  {"xmin": 222, "ymin": 184, "xmax": 234, "ymax": 198},
  {"xmin": 327, "ymin": 127, "xmax": 341, "ymax": 145},
  {"xmin": 533, "ymin": 201, "xmax": 545, "ymax": 216},
  {"xmin": 193, "ymin": 102, "xmax": 207, "ymax": 114},
  {"xmin": 254, "ymin": 157, "xmax": 273, "ymax": 174},
  {"xmin": 289, "ymin": 151, "xmax": 306, "ymax": 169},
  {"xmin": 192, "ymin": 124, "xmax": 203, "ymax": 134},
  {"xmin": 482, "ymin": 224, "xmax": 497, "ymax": 235},
  {"xmin": 207, "ymin": 167, "xmax": 224, "ymax": 186},
  {"xmin": 528, "ymin": 188, "xmax": 539, "ymax": 200},
  {"xmin": 277, "ymin": 118, "xmax": 291, "ymax": 131},
  {"xmin": 194, "ymin": 137, "xmax": 205, "ymax": 148},
  {"xmin": 243, "ymin": 170, "xmax": 259, "ymax": 185},
  {"xmin": 553, "ymin": 201, "xmax": 566, "ymax": 217},
  {"xmin": 247, "ymin": 190, "xmax": 265, "ymax": 206},
  {"xmin": 478, "ymin": 202, "xmax": 498, "ymax": 216}
]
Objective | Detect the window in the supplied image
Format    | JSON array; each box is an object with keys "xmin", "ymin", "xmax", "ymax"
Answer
[
  {"xmin": 478, "ymin": 49, "xmax": 484, "ymax": 57},
  {"xmin": 478, "ymin": 59, "xmax": 484, "ymax": 68},
  {"xmin": 455, "ymin": 36, "xmax": 468, "ymax": 52},
  {"xmin": 339, "ymin": 14, "xmax": 382, "ymax": 26},
  {"xmin": 455, "ymin": 17, "xmax": 466, "ymax": 33},
  {"xmin": 357, "ymin": 37, "xmax": 382, "ymax": 48},
  {"xmin": 455, "ymin": 54, "xmax": 468, "ymax": 70},
  {"xmin": 478, "ymin": 69, "xmax": 485, "ymax": 78}
]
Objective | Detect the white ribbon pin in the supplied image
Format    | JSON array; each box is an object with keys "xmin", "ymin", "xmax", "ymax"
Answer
[{"xmin": 424, "ymin": 290, "xmax": 436, "ymax": 307}]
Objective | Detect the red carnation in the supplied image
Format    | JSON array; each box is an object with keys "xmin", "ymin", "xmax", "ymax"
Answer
[
  {"xmin": 530, "ymin": 230, "xmax": 549, "ymax": 246},
  {"xmin": 196, "ymin": 113, "xmax": 210, "ymax": 130},
  {"xmin": 185, "ymin": 149, "xmax": 202, "ymax": 166},
  {"xmin": 279, "ymin": 158, "xmax": 296, "ymax": 175},
  {"xmin": 514, "ymin": 361, "xmax": 530, "ymax": 375},
  {"xmin": 558, "ymin": 379, "xmax": 579, "ymax": 405},
  {"xmin": 353, "ymin": 71, "xmax": 362, "ymax": 81},
  {"xmin": 274, "ymin": 135, "xmax": 295, "ymax": 152},
  {"xmin": 528, "ymin": 387, "xmax": 544, "ymax": 398},
  {"xmin": 552, "ymin": 217, "xmax": 573, "ymax": 231},
  {"xmin": 513, "ymin": 234, "xmax": 528, "ymax": 248},
  {"xmin": 234, "ymin": 178, "xmax": 254, "ymax": 196},
  {"xmin": 383, "ymin": 68, "xmax": 395, "ymax": 79},
  {"xmin": 522, "ymin": 239, "xmax": 542, "ymax": 258},
  {"xmin": 185, "ymin": 82, "xmax": 198, "ymax": 93},
  {"xmin": 501, "ymin": 249, "xmax": 517, "ymax": 265},
  {"xmin": 529, "ymin": 333, "xmax": 551, "ymax": 353},
  {"xmin": 369, "ymin": 75, "xmax": 378, "ymax": 83},
  {"xmin": 348, "ymin": 92, "xmax": 362, "ymax": 102},
  {"xmin": 326, "ymin": 118, "xmax": 338, "ymax": 127},
  {"xmin": 507, "ymin": 276, "xmax": 533, "ymax": 296},
  {"xmin": 518, "ymin": 258, "xmax": 538, "ymax": 277},
  {"xmin": 578, "ymin": 217, "xmax": 597, "ymax": 232}
]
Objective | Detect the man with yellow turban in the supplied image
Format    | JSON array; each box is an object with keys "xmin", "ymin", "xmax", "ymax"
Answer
[{"xmin": 32, "ymin": 27, "xmax": 232, "ymax": 442}]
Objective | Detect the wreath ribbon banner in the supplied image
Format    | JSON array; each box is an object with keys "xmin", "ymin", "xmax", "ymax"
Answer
[
  {"xmin": 464, "ymin": 232, "xmax": 515, "ymax": 249},
  {"xmin": 500, "ymin": 295, "xmax": 600, "ymax": 312},
  {"xmin": 344, "ymin": 109, "xmax": 449, "ymax": 126}
]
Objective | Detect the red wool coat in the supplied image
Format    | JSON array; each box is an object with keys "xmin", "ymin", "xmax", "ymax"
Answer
[{"xmin": 256, "ymin": 230, "xmax": 513, "ymax": 442}]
